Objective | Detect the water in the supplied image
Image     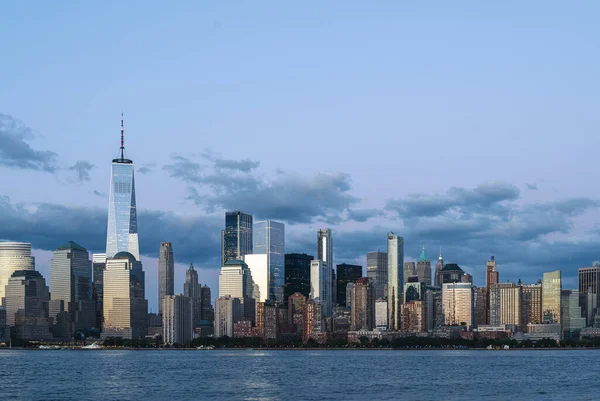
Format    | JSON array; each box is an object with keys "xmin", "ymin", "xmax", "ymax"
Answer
[{"xmin": 0, "ymin": 349, "xmax": 598, "ymax": 400}]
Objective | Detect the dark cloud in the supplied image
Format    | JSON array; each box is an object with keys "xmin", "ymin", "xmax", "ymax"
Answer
[
  {"xmin": 201, "ymin": 149, "xmax": 260, "ymax": 172},
  {"xmin": 92, "ymin": 190, "xmax": 105, "ymax": 197},
  {"xmin": 346, "ymin": 208, "xmax": 383, "ymax": 223},
  {"xmin": 0, "ymin": 113, "xmax": 58, "ymax": 172},
  {"xmin": 137, "ymin": 163, "xmax": 156, "ymax": 175},
  {"xmin": 69, "ymin": 160, "xmax": 95, "ymax": 182},
  {"xmin": 166, "ymin": 154, "xmax": 360, "ymax": 224},
  {"xmin": 526, "ymin": 183, "xmax": 539, "ymax": 191},
  {"xmin": 0, "ymin": 196, "xmax": 222, "ymax": 267}
]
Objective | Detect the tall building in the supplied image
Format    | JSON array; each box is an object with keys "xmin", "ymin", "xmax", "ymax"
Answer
[
  {"xmin": 439, "ymin": 263, "xmax": 465, "ymax": 284},
  {"xmin": 336, "ymin": 263, "xmax": 362, "ymax": 307},
  {"xmin": 0, "ymin": 242, "xmax": 35, "ymax": 304},
  {"xmin": 489, "ymin": 283, "xmax": 521, "ymax": 330},
  {"xmin": 442, "ymin": 282, "xmax": 473, "ymax": 329},
  {"xmin": 253, "ymin": 220, "xmax": 285, "ymax": 303},
  {"xmin": 158, "ymin": 242, "xmax": 174, "ymax": 315},
  {"xmin": 473, "ymin": 287, "xmax": 488, "ymax": 328},
  {"xmin": 49, "ymin": 241, "xmax": 94, "ymax": 338},
  {"xmin": 486, "ymin": 256, "xmax": 499, "ymax": 288},
  {"xmin": 403, "ymin": 262, "xmax": 416, "ymax": 284},
  {"xmin": 416, "ymin": 246, "xmax": 432, "ymax": 286},
  {"xmin": 520, "ymin": 282, "xmax": 543, "ymax": 328},
  {"xmin": 367, "ymin": 251, "xmax": 387, "ymax": 300},
  {"xmin": 426, "ymin": 286, "xmax": 443, "ymax": 331},
  {"xmin": 4, "ymin": 270, "xmax": 52, "ymax": 341},
  {"xmin": 92, "ymin": 253, "xmax": 106, "ymax": 329},
  {"xmin": 102, "ymin": 252, "xmax": 148, "ymax": 339},
  {"xmin": 284, "ymin": 253, "xmax": 313, "ymax": 301},
  {"xmin": 375, "ymin": 299, "xmax": 388, "ymax": 330},
  {"xmin": 200, "ymin": 285, "xmax": 214, "ymax": 322},
  {"xmin": 349, "ymin": 277, "xmax": 375, "ymax": 331},
  {"xmin": 402, "ymin": 300, "xmax": 426, "ymax": 333},
  {"xmin": 106, "ymin": 116, "xmax": 139, "ymax": 260},
  {"xmin": 222, "ymin": 211, "xmax": 253, "ymax": 265},
  {"xmin": 215, "ymin": 296, "xmax": 240, "ymax": 338},
  {"xmin": 434, "ymin": 251, "xmax": 444, "ymax": 287},
  {"xmin": 317, "ymin": 228, "xmax": 335, "ymax": 305},
  {"xmin": 243, "ymin": 254, "xmax": 268, "ymax": 302},
  {"xmin": 387, "ymin": 232, "xmax": 404, "ymax": 331},
  {"xmin": 561, "ymin": 290, "xmax": 586, "ymax": 339},
  {"xmin": 218, "ymin": 260, "xmax": 254, "ymax": 323},
  {"xmin": 183, "ymin": 263, "xmax": 202, "ymax": 327},
  {"xmin": 162, "ymin": 294, "xmax": 193, "ymax": 345},
  {"xmin": 288, "ymin": 293, "xmax": 306, "ymax": 338},
  {"xmin": 310, "ymin": 260, "xmax": 332, "ymax": 317},
  {"xmin": 542, "ymin": 270, "xmax": 562, "ymax": 324},
  {"xmin": 579, "ymin": 265, "xmax": 600, "ymax": 321}
]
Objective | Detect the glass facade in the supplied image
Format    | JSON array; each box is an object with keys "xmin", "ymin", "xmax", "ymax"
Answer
[
  {"xmin": 387, "ymin": 233, "xmax": 404, "ymax": 330},
  {"xmin": 222, "ymin": 211, "xmax": 253, "ymax": 264},
  {"xmin": 0, "ymin": 242, "xmax": 34, "ymax": 303},
  {"xmin": 336, "ymin": 263, "xmax": 362, "ymax": 307},
  {"xmin": 253, "ymin": 221, "xmax": 285, "ymax": 303},
  {"xmin": 158, "ymin": 242, "xmax": 174, "ymax": 315},
  {"xmin": 106, "ymin": 161, "xmax": 139, "ymax": 260},
  {"xmin": 284, "ymin": 253, "xmax": 314, "ymax": 301},
  {"xmin": 367, "ymin": 251, "xmax": 387, "ymax": 300},
  {"xmin": 542, "ymin": 270, "xmax": 562, "ymax": 324}
]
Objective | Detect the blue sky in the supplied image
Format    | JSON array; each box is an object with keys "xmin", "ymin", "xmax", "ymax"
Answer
[{"xmin": 2, "ymin": 1, "xmax": 600, "ymax": 311}]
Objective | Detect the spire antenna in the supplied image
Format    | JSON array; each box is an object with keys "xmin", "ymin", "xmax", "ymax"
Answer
[{"xmin": 120, "ymin": 112, "xmax": 125, "ymax": 159}]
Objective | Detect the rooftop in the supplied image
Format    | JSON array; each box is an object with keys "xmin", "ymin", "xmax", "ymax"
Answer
[
  {"xmin": 56, "ymin": 241, "xmax": 87, "ymax": 252},
  {"xmin": 113, "ymin": 251, "xmax": 137, "ymax": 261},
  {"xmin": 441, "ymin": 263, "xmax": 464, "ymax": 272}
]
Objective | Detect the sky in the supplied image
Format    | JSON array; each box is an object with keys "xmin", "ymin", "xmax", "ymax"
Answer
[{"xmin": 1, "ymin": 1, "xmax": 600, "ymax": 312}]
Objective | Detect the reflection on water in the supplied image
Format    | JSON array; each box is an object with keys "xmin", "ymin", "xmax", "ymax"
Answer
[{"xmin": 0, "ymin": 350, "xmax": 596, "ymax": 401}]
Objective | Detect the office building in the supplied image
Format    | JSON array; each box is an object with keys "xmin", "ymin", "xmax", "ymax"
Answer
[
  {"xmin": 349, "ymin": 277, "xmax": 375, "ymax": 331},
  {"xmin": 253, "ymin": 220, "xmax": 285, "ymax": 303},
  {"xmin": 579, "ymin": 265, "xmax": 600, "ymax": 320},
  {"xmin": 542, "ymin": 270, "xmax": 562, "ymax": 324},
  {"xmin": 4, "ymin": 270, "xmax": 52, "ymax": 341},
  {"xmin": 243, "ymin": 254, "xmax": 268, "ymax": 302},
  {"xmin": 317, "ymin": 228, "xmax": 335, "ymax": 306},
  {"xmin": 486, "ymin": 256, "xmax": 499, "ymax": 288},
  {"xmin": 387, "ymin": 233, "xmax": 404, "ymax": 330},
  {"xmin": 92, "ymin": 253, "xmax": 106, "ymax": 329},
  {"xmin": 404, "ymin": 278, "xmax": 426, "ymax": 303},
  {"xmin": 184, "ymin": 263, "xmax": 202, "ymax": 327},
  {"xmin": 489, "ymin": 283, "xmax": 521, "ymax": 330},
  {"xmin": 0, "ymin": 307, "xmax": 6, "ymax": 342},
  {"xmin": 221, "ymin": 211, "xmax": 253, "ymax": 264},
  {"xmin": 416, "ymin": 246, "xmax": 432, "ymax": 286},
  {"xmin": 288, "ymin": 293, "xmax": 306, "ymax": 338},
  {"xmin": 336, "ymin": 263, "xmax": 362, "ymax": 307},
  {"xmin": 162, "ymin": 294, "xmax": 193, "ymax": 345},
  {"xmin": 0, "ymin": 242, "xmax": 34, "ymax": 304},
  {"xmin": 215, "ymin": 296, "xmax": 241, "ymax": 338},
  {"xmin": 402, "ymin": 300, "xmax": 426, "ymax": 333},
  {"xmin": 106, "ymin": 116, "xmax": 139, "ymax": 260},
  {"xmin": 284, "ymin": 253, "xmax": 313, "ymax": 301},
  {"xmin": 561, "ymin": 290, "xmax": 586, "ymax": 339},
  {"xmin": 375, "ymin": 299, "xmax": 388, "ymax": 330},
  {"xmin": 473, "ymin": 287, "xmax": 488, "ymax": 328},
  {"xmin": 102, "ymin": 252, "xmax": 148, "ymax": 339},
  {"xmin": 404, "ymin": 262, "xmax": 416, "ymax": 285},
  {"xmin": 520, "ymin": 282, "xmax": 543, "ymax": 328},
  {"xmin": 310, "ymin": 260, "xmax": 331, "ymax": 317},
  {"xmin": 442, "ymin": 282, "xmax": 473, "ymax": 329},
  {"xmin": 425, "ymin": 286, "xmax": 443, "ymax": 331},
  {"xmin": 200, "ymin": 285, "xmax": 214, "ymax": 322},
  {"xmin": 218, "ymin": 260, "xmax": 254, "ymax": 323},
  {"xmin": 367, "ymin": 251, "xmax": 387, "ymax": 300},
  {"xmin": 158, "ymin": 242, "xmax": 174, "ymax": 315},
  {"xmin": 49, "ymin": 241, "xmax": 94, "ymax": 338},
  {"xmin": 434, "ymin": 251, "xmax": 444, "ymax": 287},
  {"xmin": 439, "ymin": 263, "xmax": 465, "ymax": 284}
]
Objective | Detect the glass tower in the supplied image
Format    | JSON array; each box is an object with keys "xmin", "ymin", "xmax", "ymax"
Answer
[
  {"xmin": 221, "ymin": 211, "xmax": 253, "ymax": 264},
  {"xmin": 158, "ymin": 242, "xmax": 174, "ymax": 315},
  {"xmin": 542, "ymin": 270, "xmax": 562, "ymax": 324},
  {"xmin": 387, "ymin": 232, "xmax": 404, "ymax": 331},
  {"xmin": 0, "ymin": 242, "xmax": 35, "ymax": 303},
  {"xmin": 106, "ymin": 117, "xmax": 139, "ymax": 260},
  {"xmin": 253, "ymin": 220, "xmax": 285, "ymax": 303}
]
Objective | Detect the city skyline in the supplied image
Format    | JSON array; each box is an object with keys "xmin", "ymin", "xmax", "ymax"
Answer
[{"xmin": 3, "ymin": 2, "xmax": 600, "ymax": 313}]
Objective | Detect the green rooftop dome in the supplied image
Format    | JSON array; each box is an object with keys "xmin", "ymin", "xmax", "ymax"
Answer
[
  {"xmin": 418, "ymin": 245, "xmax": 428, "ymax": 262},
  {"xmin": 113, "ymin": 251, "xmax": 137, "ymax": 261},
  {"xmin": 56, "ymin": 241, "xmax": 87, "ymax": 252}
]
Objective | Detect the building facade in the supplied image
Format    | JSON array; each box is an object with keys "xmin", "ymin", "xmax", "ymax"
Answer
[
  {"xmin": 183, "ymin": 263, "xmax": 202, "ymax": 327},
  {"xmin": 367, "ymin": 251, "xmax": 388, "ymax": 300},
  {"xmin": 310, "ymin": 260, "xmax": 331, "ymax": 317},
  {"xmin": 542, "ymin": 270, "xmax": 562, "ymax": 324},
  {"xmin": 92, "ymin": 253, "xmax": 106, "ymax": 330},
  {"xmin": 442, "ymin": 282, "xmax": 473, "ymax": 329},
  {"xmin": 317, "ymin": 228, "xmax": 334, "ymax": 306},
  {"xmin": 253, "ymin": 220, "xmax": 285, "ymax": 303},
  {"xmin": 336, "ymin": 263, "xmax": 362, "ymax": 307},
  {"xmin": 215, "ymin": 296, "xmax": 241, "ymax": 338},
  {"xmin": 434, "ymin": 251, "xmax": 444, "ymax": 287},
  {"xmin": 0, "ymin": 242, "xmax": 35, "ymax": 304},
  {"xmin": 243, "ymin": 254, "xmax": 268, "ymax": 302},
  {"xmin": 284, "ymin": 253, "xmax": 313, "ymax": 301},
  {"xmin": 387, "ymin": 232, "xmax": 404, "ymax": 331},
  {"xmin": 222, "ymin": 211, "xmax": 253, "ymax": 265},
  {"xmin": 162, "ymin": 295, "xmax": 193, "ymax": 345},
  {"xmin": 520, "ymin": 282, "xmax": 542, "ymax": 328},
  {"xmin": 158, "ymin": 242, "xmax": 174, "ymax": 315},
  {"xmin": 579, "ymin": 265, "xmax": 600, "ymax": 322},
  {"xmin": 404, "ymin": 262, "xmax": 416, "ymax": 285},
  {"xmin": 349, "ymin": 278, "xmax": 375, "ymax": 331},
  {"xmin": 489, "ymin": 283, "xmax": 521, "ymax": 330},
  {"xmin": 416, "ymin": 246, "xmax": 432, "ymax": 286}
]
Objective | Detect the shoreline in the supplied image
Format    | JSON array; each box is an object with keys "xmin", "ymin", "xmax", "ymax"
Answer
[{"xmin": 2, "ymin": 347, "xmax": 598, "ymax": 351}]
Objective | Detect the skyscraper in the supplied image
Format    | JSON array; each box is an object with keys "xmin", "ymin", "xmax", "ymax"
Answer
[
  {"xmin": 243, "ymin": 254, "xmax": 268, "ymax": 301},
  {"xmin": 215, "ymin": 296, "xmax": 241, "ymax": 338},
  {"xmin": 387, "ymin": 232, "xmax": 404, "ymax": 331},
  {"xmin": 310, "ymin": 260, "xmax": 332, "ymax": 317},
  {"xmin": 560, "ymin": 290, "xmax": 586, "ymax": 339},
  {"xmin": 489, "ymin": 283, "xmax": 521, "ymax": 330},
  {"xmin": 486, "ymin": 256, "xmax": 499, "ymax": 288},
  {"xmin": 442, "ymin": 282, "xmax": 473, "ymax": 329},
  {"xmin": 0, "ymin": 242, "xmax": 34, "ymax": 304},
  {"xmin": 200, "ymin": 284, "xmax": 214, "ymax": 323},
  {"xmin": 416, "ymin": 246, "xmax": 432, "ymax": 286},
  {"xmin": 253, "ymin": 220, "xmax": 285, "ymax": 303},
  {"xmin": 184, "ymin": 263, "xmax": 202, "ymax": 327},
  {"xmin": 92, "ymin": 253, "xmax": 106, "ymax": 329},
  {"xmin": 222, "ymin": 211, "xmax": 253, "ymax": 264},
  {"xmin": 317, "ymin": 229, "xmax": 335, "ymax": 305},
  {"xmin": 336, "ymin": 263, "xmax": 362, "ymax": 307},
  {"xmin": 49, "ymin": 241, "xmax": 94, "ymax": 338},
  {"xmin": 578, "ymin": 265, "xmax": 600, "ymax": 321},
  {"xmin": 520, "ymin": 282, "xmax": 543, "ymax": 328},
  {"xmin": 434, "ymin": 251, "xmax": 444, "ymax": 287},
  {"xmin": 162, "ymin": 294, "xmax": 193, "ymax": 345},
  {"xmin": 367, "ymin": 250, "xmax": 387, "ymax": 300},
  {"xmin": 284, "ymin": 253, "xmax": 314, "ymax": 301},
  {"xmin": 542, "ymin": 270, "xmax": 562, "ymax": 324},
  {"xmin": 158, "ymin": 242, "xmax": 174, "ymax": 315},
  {"xmin": 218, "ymin": 260, "xmax": 254, "ymax": 323},
  {"xmin": 404, "ymin": 262, "xmax": 416, "ymax": 284},
  {"xmin": 349, "ymin": 277, "xmax": 375, "ymax": 331},
  {"xmin": 106, "ymin": 115, "xmax": 139, "ymax": 260}
]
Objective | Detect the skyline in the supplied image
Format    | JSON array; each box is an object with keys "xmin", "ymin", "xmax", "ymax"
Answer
[{"xmin": 2, "ymin": 2, "xmax": 600, "ymax": 312}]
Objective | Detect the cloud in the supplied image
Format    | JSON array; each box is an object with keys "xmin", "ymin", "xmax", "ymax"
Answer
[
  {"xmin": 0, "ymin": 113, "xmax": 58, "ymax": 172},
  {"xmin": 137, "ymin": 163, "xmax": 156, "ymax": 175},
  {"xmin": 201, "ymin": 149, "xmax": 260, "ymax": 172},
  {"xmin": 0, "ymin": 195, "xmax": 222, "ymax": 267},
  {"xmin": 165, "ymin": 154, "xmax": 360, "ymax": 224},
  {"xmin": 526, "ymin": 183, "xmax": 538, "ymax": 191},
  {"xmin": 69, "ymin": 160, "xmax": 95, "ymax": 182},
  {"xmin": 92, "ymin": 190, "xmax": 105, "ymax": 197}
]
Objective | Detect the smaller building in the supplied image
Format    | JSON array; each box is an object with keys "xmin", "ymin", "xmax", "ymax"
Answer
[
  {"xmin": 375, "ymin": 299, "xmax": 388, "ymax": 330},
  {"xmin": 214, "ymin": 296, "xmax": 241, "ymax": 338},
  {"xmin": 162, "ymin": 295, "xmax": 193, "ymax": 345}
]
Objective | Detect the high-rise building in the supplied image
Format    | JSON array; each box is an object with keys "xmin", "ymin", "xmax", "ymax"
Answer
[
  {"xmin": 162, "ymin": 294, "xmax": 193, "ymax": 345},
  {"xmin": 486, "ymin": 256, "xmax": 499, "ymax": 288},
  {"xmin": 215, "ymin": 296, "xmax": 241, "ymax": 338},
  {"xmin": 442, "ymin": 282, "xmax": 473, "ymax": 329},
  {"xmin": 561, "ymin": 290, "xmax": 586, "ymax": 339},
  {"xmin": 0, "ymin": 242, "xmax": 34, "ymax": 304},
  {"xmin": 439, "ymin": 263, "xmax": 465, "ymax": 284},
  {"xmin": 473, "ymin": 287, "xmax": 488, "ymax": 328},
  {"xmin": 402, "ymin": 300, "xmax": 426, "ymax": 333},
  {"xmin": 4, "ymin": 270, "xmax": 52, "ymax": 341},
  {"xmin": 336, "ymin": 263, "xmax": 362, "ymax": 307},
  {"xmin": 222, "ymin": 211, "xmax": 253, "ymax": 265},
  {"xmin": 375, "ymin": 299, "xmax": 388, "ymax": 330},
  {"xmin": 184, "ymin": 263, "xmax": 202, "ymax": 327},
  {"xmin": 579, "ymin": 265, "xmax": 600, "ymax": 321},
  {"xmin": 520, "ymin": 281, "xmax": 543, "ymax": 328},
  {"xmin": 218, "ymin": 260, "xmax": 254, "ymax": 323},
  {"xmin": 416, "ymin": 246, "xmax": 432, "ymax": 286},
  {"xmin": 284, "ymin": 253, "xmax": 313, "ymax": 301},
  {"xmin": 243, "ymin": 254, "xmax": 268, "ymax": 302},
  {"xmin": 288, "ymin": 293, "xmax": 306, "ymax": 338},
  {"xmin": 434, "ymin": 251, "xmax": 444, "ymax": 287},
  {"xmin": 367, "ymin": 251, "xmax": 387, "ymax": 300},
  {"xmin": 92, "ymin": 253, "xmax": 106, "ymax": 329},
  {"xmin": 253, "ymin": 221, "xmax": 285, "ymax": 303},
  {"xmin": 158, "ymin": 242, "xmax": 174, "ymax": 315},
  {"xmin": 387, "ymin": 232, "xmax": 404, "ymax": 331},
  {"xmin": 404, "ymin": 262, "xmax": 416, "ymax": 285},
  {"xmin": 425, "ymin": 286, "xmax": 443, "ymax": 331},
  {"xmin": 0, "ymin": 307, "xmax": 7, "ymax": 342},
  {"xmin": 49, "ymin": 241, "xmax": 94, "ymax": 338},
  {"xmin": 310, "ymin": 260, "xmax": 331, "ymax": 317},
  {"xmin": 102, "ymin": 252, "xmax": 148, "ymax": 339},
  {"xmin": 489, "ymin": 283, "xmax": 521, "ymax": 330},
  {"xmin": 200, "ymin": 285, "xmax": 214, "ymax": 322},
  {"xmin": 542, "ymin": 270, "xmax": 562, "ymax": 324},
  {"xmin": 106, "ymin": 116, "xmax": 139, "ymax": 260},
  {"xmin": 349, "ymin": 277, "xmax": 375, "ymax": 331},
  {"xmin": 317, "ymin": 228, "xmax": 335, "ymax": 306}
]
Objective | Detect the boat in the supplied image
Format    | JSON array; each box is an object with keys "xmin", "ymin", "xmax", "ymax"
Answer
[
  {"xmin": 196, "ymin": 345, "xmax": 215, "ymax": 350},
  {"xmin": 81, "ymin": 342, "xmax": 103, "ymax": 349},
  {"xmin": 39, "ymin": 345, "xmax": 61, "ymax": 350}
]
